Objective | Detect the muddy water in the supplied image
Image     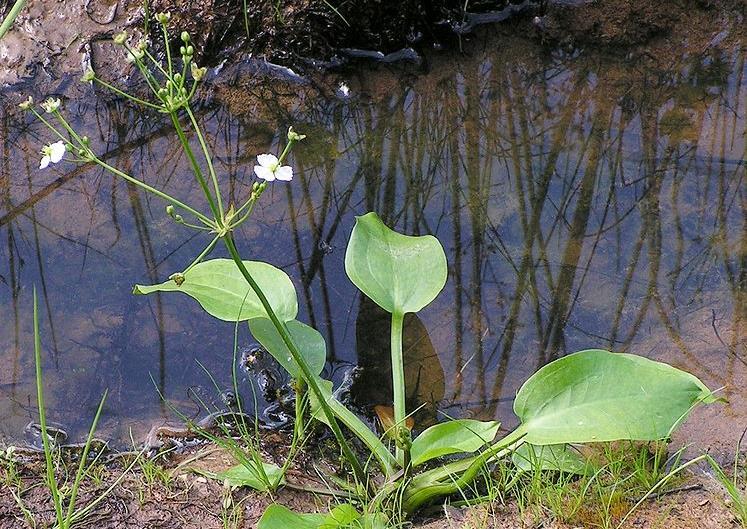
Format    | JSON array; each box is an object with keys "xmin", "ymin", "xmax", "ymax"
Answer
[{"xmin": 0, "ymin": 18, "xmax": 745, "ymax": 454}]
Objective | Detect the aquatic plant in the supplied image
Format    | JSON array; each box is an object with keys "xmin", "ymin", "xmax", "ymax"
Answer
[{"xmin": 22, "ymin": 12, "xmax": 720, "ymax": 527}]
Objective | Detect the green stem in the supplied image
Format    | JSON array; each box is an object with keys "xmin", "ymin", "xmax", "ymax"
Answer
[
  {"xmin": 33, "ymin": 288, "xmax": 64, "ymax": 525},
  {"xmin": 0, "ymin": 0, "xmax": 26, "ymax": 40},
  {"xmin": 93, "ymin": 157, "xmax": 213, "ymax": 227},
  {"xmin": 391, "ymin": 311, "xmax": 407, "ymax": 466},
  {"xmin": 400, "ymin": 429, "xmax": 526, "ymax": 514},
  {"xmin": 64, "ymin": 391, "xmax": 108, "ymax": 526},
  {"xmin": 221, "ymin": 234, "xmax": 368, "ymax": 487},
  {"xmin": 91, "ymin": 77, "xmax": 162, "ymax": 110},
  {"xmin": 186, "ymin": 107, "xmax": 224, "ymax": 219},
  {"xmin": 183, "ymin": 235, "xmax": 219, "ymax": 274},
  {"xmin": 169, "ymin": 112, "xmax": 220, "ymax": 219},
  {"xmin": 293, "ymin": 378, "xmax": 306, "ymax": 442}
]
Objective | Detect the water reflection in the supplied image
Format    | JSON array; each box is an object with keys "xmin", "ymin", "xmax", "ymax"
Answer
[{"xmin": 0, "ymin": 21, "xmax": 744, "ymax": 452}]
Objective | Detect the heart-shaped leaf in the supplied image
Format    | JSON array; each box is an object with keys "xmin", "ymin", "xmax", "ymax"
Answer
[
  {"xmin": 248, "ymin": 318, "xmax": 326, "ymax": 379},
  {"xmin": 515, "ymin": 349, "xmax": 717, "ymax": 445},
  {"xmin": 134, "ymin": 259, "xmax": 297, "ymax": 322},
  {"xmin": 258, "ymin": 505, "xmax": 325, "ymax": 529},
  {"xmin": 512, "ymin": 444, "xmax": 591, "ymax": 475},
  {"xmin": 410, "ymin": 419, "xmax": 501, "ymax": 467},
  {"xmin": 218, "ymin": 461, "xmax": 283, "ymax": 491},
  {"xmin": 344, "ymin": 212, "xmax": 447, "ymax": 315}
]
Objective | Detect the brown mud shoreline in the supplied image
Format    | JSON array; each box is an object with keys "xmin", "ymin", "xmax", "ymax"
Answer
[{"xmin": 1, "ymin": 0, "xmax": 746, "ymax": 527}]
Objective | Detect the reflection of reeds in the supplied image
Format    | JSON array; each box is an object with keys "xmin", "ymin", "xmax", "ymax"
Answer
[{"xmin": 0, "ymin": 25, "xmax": 744, "ymax": 435}]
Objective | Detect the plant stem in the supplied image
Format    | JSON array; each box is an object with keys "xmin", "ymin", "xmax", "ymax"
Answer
[
  {"xmin": 169, "ymin": 112, "xmax": 221, "ymax": 219},
  {"xmin": 391, "ymin": 311, "xmax": 407, "ymax": 467},
  {"xmin": 186, "ymin": 107, "xmax": 224, "ymax": 220},
  {"xmin": 32, "ymin": 288, "xmax": 64, "ymax": 525},
  {"xmin": 0, "ymin": 0, "xmax": 26, "ymax": 40},
  {"xmin": 221, "ymin": 234, "xmax": 368, "ymax": 487}
]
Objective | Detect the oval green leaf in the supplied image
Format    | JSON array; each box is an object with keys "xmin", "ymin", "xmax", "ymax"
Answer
[
  {"xmin": 133, "ymin": 258, "xmax": 298, "ymax": 322},
  {"xmin": 258, "ymin": 505, "xmax": 325, "ymax": 529},
  {"xmin": 344, "ymin": 212, "xmax": 447, "ymax": 315},
  {"xmin": 218, "ymin": 461, "xmax": 283, "ymax": 491},
  {"xmin": 515, "ymin": 349, "xmax": 717, "ymax": 445},
  {"xmin": 248, "ymin": 318, "xmax": 326, "ymax": 379},
  {"xmin": 410, "ymin": 419, "xmax": 501, "ymax": 467}
]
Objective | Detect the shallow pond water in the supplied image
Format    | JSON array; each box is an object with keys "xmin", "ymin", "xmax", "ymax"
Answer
[{"xmin": 0, "ymin": 18, "xmax": 745, "ymax": 454}]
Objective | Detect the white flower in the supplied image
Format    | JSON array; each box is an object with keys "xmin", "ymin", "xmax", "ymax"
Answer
[
  {"xmin": 39, "ymin": 141, "xmax": 66, "ymax": 169},
  {"xmin": 41, "ymin": 98, "xmax": 61, "ymax": 113},
  {"xmin": 253, "ymin": 153, "xmax": 292, "ymax": 182}
]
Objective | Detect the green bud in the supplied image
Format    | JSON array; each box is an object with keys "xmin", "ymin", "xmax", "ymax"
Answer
[
  {"xmin": 181, "ymin": 31, "xmax": 190, "ymax": 42},
  {"xmin": 179, "ymin": 46, "xmax": 186, "ymax": 55},
  {"xmin": 287, "ymin": 126, "xmax": 306, "ymax": 142},
  {"xmin": 18, "ymin": 96, "xmax": 33, "ymax": 110},
  {"xmin": 173, "ymin": 72, "xmax": 182, "ymax": 83},
  {"xmin": 186, "ymin": 45, "xmax": 194, "ymax": 56},
  {"xmin": 155, "ymin": 12, "xmax": 171, "ymax": 24},
  {"xmin": 77, "ymin": 148, "xmax": 87, "ymax": 157},
  {"xmin": 157, "ymin": 88, "xmax": 168, "ymax": 98},
  {"xmin": 113, "ymin": 31, "xmax": 127, "ymax": 45},
  {"xmin": 166, "ymin": 205, "xmax": 176, "ymax": 217},
  {"xmin": 81, "ymin": 68, "xmax": 95, "ymax": 83},
  {"xmin": 136, "ymin": 39, "xmax": 148, "ymax": 51},
  {"xmin": 81, "ymin": 136, "xmax": 90, "ymax": 145}
]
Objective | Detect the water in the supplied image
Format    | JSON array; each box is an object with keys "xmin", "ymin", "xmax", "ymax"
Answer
[{"xmin": 0, "ymin": 19, "xmax": 744, "ymax": 453}]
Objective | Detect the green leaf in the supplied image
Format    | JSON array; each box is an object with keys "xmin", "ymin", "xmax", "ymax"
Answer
[
  {"xmin": 512, "ymin": 444, "xmax": 591, "ymax": 475},
  {"xmin": 258, "ymin": 505, "xmax": 325, "ymax": 529},
  {"xmin": 515, "ymin": 349, "xmax": 717, "ymax": 445},
  {"xmin": 410, "ymin": 419, "xmax": 501, "ymax": 467},
  {"xmin": 248, "ymin": 318, "xmax": 326, "ymax": 379},
  {"xmin": 218, "ymin": 461, "xmax": 283, "ymax": 491},
  {"xmin": 321, "ymin": 504, "xmax": 360, "ymax": 528},
  {"xmin": 344, "ymin": 212, "xmax": 447, "ymax": 315},
  {"xmin": 133, "ymin": 258, "xmax": 297, "ymax": 322}
]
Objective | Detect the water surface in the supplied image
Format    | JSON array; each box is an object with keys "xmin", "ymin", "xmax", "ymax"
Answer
[{"xmin": 1, "ymin": 20, "xmax": 745, "ymax": 453}]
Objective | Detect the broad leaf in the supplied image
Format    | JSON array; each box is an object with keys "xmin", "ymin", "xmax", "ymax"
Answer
[
  {"xmin": 512, "ymin": 444, "xmax": 591, "ymax": 475},
  {"xmin": 515, "ymin": 349, "xmax": 717, "ymax": 445},
  {"xmin": 248, "ymin": 318, "xmax": 326, "ymax": 379},
  {"xmin": 321, "ymin": 504, "xmax": 360, "ymax": 528},
  {"xmin": 218, "ymin": 461, "xmax": 283, "ymax": 491},
  {"xmin": 410, "ymin": 419, "xmax": 501, "ymax": 467},
  {"xmin": 258, "ymin": 505, "xmax": 325, "ymax": 529},
  {"xmin": 134, "ymin": 259, "xmax": 297, "ymax": 322},
  {"xmin": 344, "ymin": 212, "xmax": 447, "ymax": 315}
]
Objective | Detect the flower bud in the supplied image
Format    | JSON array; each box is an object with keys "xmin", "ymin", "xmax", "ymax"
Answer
[
  {"xmin": 81, "ymin": 68, "xmax": 95, "ymax": 83},
  {"xmin": 81, "ymin": 136, "xmax": 90, "ymax": 145},
  {"xmin": 18, "ymin": 96, "xmax": 33, "ymax": 110},
  {"xmin": 185, "ymin": 45, "xmax": 194, "ymax": 56},
  {"xmin": 173, "ymin": 72, "xmax": 182, "ymax": 83},
  {"xmin": 287, "ymin": 126, "xmax": 306, "ymax": 142},
  {"xmin": 155, "ymin": 12, "xmax": 171, "ymax": 24},
  {"xmin": 166, "ymin": 205, "xmax": 175, "ymax": 217},
  {"xmin": 113, "ymin": 31, "xmax": 127, "ymax": 45},
  {"xmin": 181, "ymin": 31, "xmax": 190, "ymax": 42}
]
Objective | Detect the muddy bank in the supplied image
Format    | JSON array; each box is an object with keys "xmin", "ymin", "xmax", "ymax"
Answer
[
  {"xmin": 0, "ymin": 442, "xmax": 739, "ymax": 529},
  {"xmin": 3, "ymin": 0, "xmax": 743, "ymax": 87}
]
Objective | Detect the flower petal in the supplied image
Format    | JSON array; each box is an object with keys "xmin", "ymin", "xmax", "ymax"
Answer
[
  {"xmin": 49, "ymin": 141, "xmax": 66, "ymax": 163},
  {"xmin": 254, "ymin": 165, "xmax": 275, "ymax": 181},
  {"xmin": 40, "ymin": 156, "xmax": 50, "ymax": 169},
  {"xmin": 274, "ymin": 165, "xmax": 293, "ymax": 181},
  {"xmin": 256, "ymin": 153, "xmax": 278, "ymax": 168}
]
